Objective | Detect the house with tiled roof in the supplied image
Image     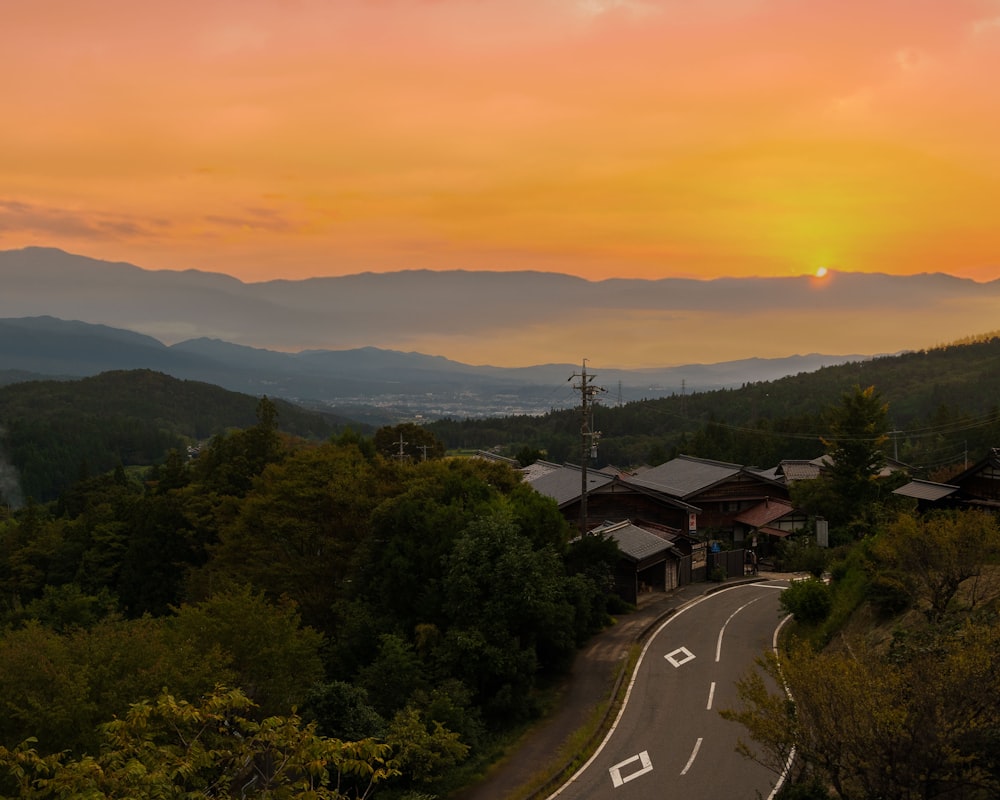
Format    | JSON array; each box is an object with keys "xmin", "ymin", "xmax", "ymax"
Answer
[
  {"xmin": 589, "ymin": 519, "xmax": 686, "ymax": 604},
  {"xmin": 525, "ymin": 462, "xmax": 701, "ymax": 534},
  {"xmin": 893, "ymin": 448, "xmax": 1000, "ymax": 513},
  {"xmin": 732, "ymin": 496, "xmax": 810, "ymax": 554},
  {"xmin": 892, "ymin": 478, "xmax": 960, "ymax": 512},
  {"xmin": 631, "ymin": 455, "xmax": 790, "ymax": 537}
]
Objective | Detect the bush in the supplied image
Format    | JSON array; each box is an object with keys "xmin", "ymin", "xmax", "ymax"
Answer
[
  {"xmin": 867, "ymin": 572, "xmax": 912, "ymax": 618},
  {"xmin": 779, "ymin": 578, "xmax": 833, "ymax": 624},
  {"xmin": 776, "ymin": 538, "xmax": 828, "ymax": 577},
  {"xmin": 778, "ymin": 776, "xmax": 832, "ymax": 800}
]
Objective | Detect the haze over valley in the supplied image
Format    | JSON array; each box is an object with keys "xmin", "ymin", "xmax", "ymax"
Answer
[{"xmin": 4, "ymin": 248, "xmax": 998, "ymax": 391}]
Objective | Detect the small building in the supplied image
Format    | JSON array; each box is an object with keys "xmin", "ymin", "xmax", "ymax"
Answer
[
  {"xmin": 892, "ymin": 478, "xmax": 962, "ymax": 513},
  {"xmin": 732, "ymin": 497, "xmax": 810, "ymax": 556},
  {"xmin": 589, "ymin": 519, "xmax": 685, "ymax": 604},
  {"xmin": 893, "ymin": 448, "xmax": 1000, "ymax": 514}
]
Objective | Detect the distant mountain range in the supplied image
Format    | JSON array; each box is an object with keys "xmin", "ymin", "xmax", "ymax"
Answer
[
  {"xmin": 4, "ymin": 247, "xmax": 999, "ymax": 375},
  {"xmin": 0, "ymin": 316, "xmax": 863, "ymax": 420}
]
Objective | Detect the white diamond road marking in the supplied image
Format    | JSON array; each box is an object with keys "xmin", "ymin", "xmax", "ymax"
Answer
[
  {"xmin": 665, "ymin": 646, "xmax": 696, "ymax": 667},
  {"xmin": 609, "ymin": 750, "xmax": 653, "ymax": 788}
]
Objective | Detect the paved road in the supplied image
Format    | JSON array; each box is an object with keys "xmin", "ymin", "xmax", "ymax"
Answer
[{"xmin": 547, "ymin": 581, "xmax": 790, "ymax": 800}]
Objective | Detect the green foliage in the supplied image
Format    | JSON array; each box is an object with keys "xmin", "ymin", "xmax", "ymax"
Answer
[
  {"xmin": 779, "ymin": 578, "xmax": 833, "ymax": 625},
  {"xmin": 169, "ymin": 586, "xmax": 326, "ymax": 718},
  {"xmin": 874, "ymin": 510, "xmax": 1000, "ymax": 621},
  {"xmin": 428, "ymin": 338, "xmax": 1000, "ymax": 477},
  {"xmin": 374, "ymin": 423, "xmax": 446, "ymax": 463},
  {"xmin": 0, "ymin": 614, "xmax": 226, "ymax": 755},
  {"xmin": 774, "ymin": 537, "xmax": 828, "ymax": 577},
  {"xmin": 384, "ymin": 706, "xmax": 470, "ymax": 788},
  {"xmin": 725, "ymin": 620, "xmax": 1000, "ymax": 800},
  {"xmin": 356, "ymin": 634, "xmax": 428, "ymax": 719},
  {"xmin": 0, "ymin": 409, "xmax": 603, "ymax": 792},
  {"xmin": 0, "ymin": 686, "xmax": 398, "ymax": 799},
  {"xmin": 189, "ymin": 441, "xmax": 399, "ymax": 629},
  {"xmin": 304, "ymin": 681, "xmax": 386, "ymax": 742},
  {"xmin": 440, "ymin": 510, "xmax": 577, "ymax": 722},
  {"xmin": 0, "ymin": 371, "xmax": 346, "ymax": 502},
  {"xmin": 3, "ymin": 583, "xmax": 118, "ymax": 632},
  {"xmin": 866, "ymin": 572, "xmax": 912, "ymax": 618},
  {"xmin": 0, "ymin": 587, "xmax": 326, "ymax": 755}
]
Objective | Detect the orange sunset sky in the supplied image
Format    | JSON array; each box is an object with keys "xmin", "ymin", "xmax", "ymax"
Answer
[{"xmin": 3, "ymin": 0, "xmax": 1000, "ymax": 285}]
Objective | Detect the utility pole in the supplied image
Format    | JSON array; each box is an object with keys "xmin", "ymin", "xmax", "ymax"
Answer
[
  {"xmin": 569, "ymin": 360, "xmax": 605, "ymax": 534},
  {"xmin": 395, "ymin": 433, "xmax": 408, "ymax": 462}
]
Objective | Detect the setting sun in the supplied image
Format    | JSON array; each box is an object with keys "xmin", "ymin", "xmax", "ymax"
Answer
[{"xmin": 816, "ymin": 267, "xmax": 829, "ymax": 278}]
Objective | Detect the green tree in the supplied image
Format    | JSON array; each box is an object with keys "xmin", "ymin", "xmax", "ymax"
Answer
[
  {"xmin": 192, "ymin": 397, "xmax": 288, "ymax": 498},
  {"xmin": 304, "ymin": 681, "xmax": 386, "ymax": 742},
  {"xmin": 779, "ymin": 578, "xmax": 832, "ymax": 624},
  {"xmin": 0, "ymin": 686, "xmax": 398, "ymax": 799},
  {"xmin": 373, "ymin": 423, "xmax": 446, "ymax": 463},
  {"xmin": 169, "ymin": 586, "xmax": 325, "ymax": 717},
  {"xmin": 384, "ymin": 705, "xmax": 470, "ymax": 789},
  {"xmin": 190, "ymin": 442, "xmax": 398, "ymax": 630},
  {"xmin": 819, "ymin": 384, "xmax": 890, "ymax": 528},
  {"xmin": 723, "ymin": 622, "xmax": 1000, "ymax": 800},
  {"xmin": 440, "ymin": 509, "xmax": 576, "ymax": 722},
  {"xmin": 355, "ymin": 634, "xmax": 428, "ymax": 719},
  {"xmin": 874, "ymin": 510, "xmax": 1000, "ymax": 621},
  {"xmin": 0, "ymin": 614, "xmax": 225, "ymax": 755}
]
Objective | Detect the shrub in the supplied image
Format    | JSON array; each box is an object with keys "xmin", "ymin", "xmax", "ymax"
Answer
[
  {"xmin": 779, "ymin": 578, "xmax": 833, "ymax": 624},
  {"xmin": 867, "ymin": 572, "xmax": 912, "ymax": 618},
  {"xmin": 776, "ymin": 538, "xmax": 828, "ymax": 577}
]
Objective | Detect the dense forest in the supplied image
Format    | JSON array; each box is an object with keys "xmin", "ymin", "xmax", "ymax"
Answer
[
  {"xmin": 0, "ymin": 404, "xmax": 621, "ymax": 798},
  {"xmin": 0, "ymin": 369, "xmax": 363, "ymax": 504},
  {"xmin": 428, "ymin": 334, "xmax": 1000, "ymax": 479}
]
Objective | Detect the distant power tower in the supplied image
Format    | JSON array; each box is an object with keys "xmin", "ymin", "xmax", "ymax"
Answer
[
  {"xmin": 569, "ymin": 360, "xmax": 605, "ymax": 533},
  {"xmin": 394, "ymin": 433, "xmax": 409, "ymax": 462}
]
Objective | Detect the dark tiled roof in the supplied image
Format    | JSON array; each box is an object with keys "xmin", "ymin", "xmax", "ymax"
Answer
[
  {"xmin": 527, "ymin": 464, "xmax": 615, "ymax": 506},
  {"xmin": 944, "ymin": 447, "xmax": 1000, "ymax": 486},
  {"xmin": 591, "ymin": 520, "xmax": 674, "ymax": 563},
  {"xmin": 777, "ymin": 460, "xmax": 824, "ymax": 481},
  {"xmin": 633, "ymin": 454, "xmax": 743, "ymax": 498},
  {"xmin": 733, "ymin": 497, "xmax": 797, "ymax": 527},
  {"xmin": 893, "ymin": 479, "xmax": 959, "ymax": 502}
]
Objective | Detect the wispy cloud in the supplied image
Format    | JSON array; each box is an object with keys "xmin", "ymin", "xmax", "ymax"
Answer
[{"xmin": 2, "ymin": 0, "xmax": 999, "ymax": 286}]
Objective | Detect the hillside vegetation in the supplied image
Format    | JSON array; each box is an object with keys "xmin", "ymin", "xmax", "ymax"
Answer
[
  {"xmin": 0, "ymin": 370, "xmax": 362, "ymax": 503},
  {"xmin": 429, "ymin": 334, "xmax": 1000, "ymax": 477},
  {"xmin": 0, "ymin": 364, "xmax": 998, "ymax": 797},
  {"xmin": 0, "ymin": 413, "xmax": 619, "ymax": 798},
  {"xmin": 3, "ymin": 335, "xmax": 999, "ymax": 505}
]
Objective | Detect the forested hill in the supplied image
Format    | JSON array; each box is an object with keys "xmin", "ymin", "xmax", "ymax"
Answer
[
  {"xmin": 0, "ymin": 369, "xmax": 364, "ymax": 504},
  {"xmin": 428, "ymin": 334, "xmax": 1000, "ymax": 476}
]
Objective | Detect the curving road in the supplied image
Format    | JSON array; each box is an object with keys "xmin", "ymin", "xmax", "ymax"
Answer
[{"xmin": 548, "ymin": 581, "xmax": 791, "ymax": 800}]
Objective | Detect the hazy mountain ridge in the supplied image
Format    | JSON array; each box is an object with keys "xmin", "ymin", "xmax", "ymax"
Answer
[
  {"xmin": 0, "ymin": 316, "xmax": 863, "ymax": 418},
  {"xmin": 3, "ymin": 247, "xmax": 997, "ymax": 371}
]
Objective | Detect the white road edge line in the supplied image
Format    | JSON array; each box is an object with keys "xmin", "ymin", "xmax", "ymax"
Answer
[
  {"xmin": 680, "ymin": 738, "xmax": 703, "ymax": 775},
  {"xmin": 766, "ymin": 612, "xmax": 796, "ymax": 800},
  {"xmin": 716, "ymin": 595, "xmax": 763, "ymax": 662},
  {"xmin": 706, "ymin": 681, "xmax": 716, "ymax": 710},
  {"xmin": 545, "ymin": 582, "xmax": 782, "ymax": 799}
]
